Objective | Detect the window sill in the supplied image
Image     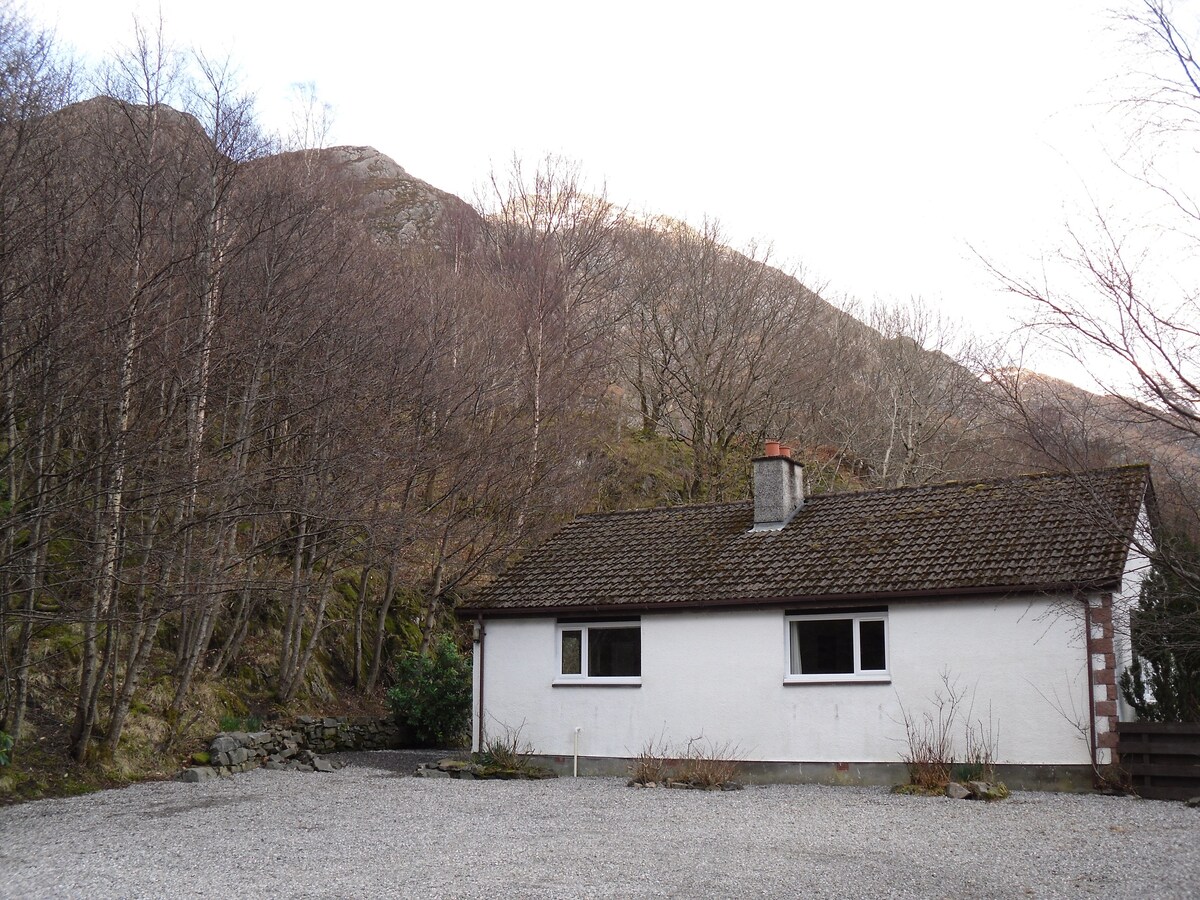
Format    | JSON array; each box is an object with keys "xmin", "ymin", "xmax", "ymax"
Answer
[
  {"xmin": 783, "ymin": 675, "xmax": 891, "ymax": 685},
  {"xmin": 552, "ymin": 677, "xmax": 642, "ymax": 687}
]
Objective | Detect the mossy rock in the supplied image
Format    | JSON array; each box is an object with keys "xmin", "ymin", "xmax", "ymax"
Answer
[
  {"xmin": 191, "ymin": 751, "xmax": 211, "ymax": 765},
  {"xmin": 975, "ymin": 781, "xmax": 1010, "ymax": 801}
]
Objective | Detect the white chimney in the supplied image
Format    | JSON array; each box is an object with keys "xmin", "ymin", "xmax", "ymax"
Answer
[{"xmin": 752, "ymin": 440, "xmax": 804, "ymax": 531}]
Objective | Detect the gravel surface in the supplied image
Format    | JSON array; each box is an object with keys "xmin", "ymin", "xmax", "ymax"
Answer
[{"xmin": 1, "ymin": 751, "xmax": 1198, "ymax": 899}]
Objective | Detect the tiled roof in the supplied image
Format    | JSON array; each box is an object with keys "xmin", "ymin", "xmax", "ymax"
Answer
[{"xmin": 461, "ymin": 465, "xmax": 1151, "ymax": 614}]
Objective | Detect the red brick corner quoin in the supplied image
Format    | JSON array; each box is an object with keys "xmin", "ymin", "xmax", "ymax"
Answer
[{"xmin": 1088, "ymin": 594, "xmax": 1119, "ymax": 764}]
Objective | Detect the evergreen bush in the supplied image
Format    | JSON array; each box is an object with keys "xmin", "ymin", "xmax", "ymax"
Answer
[
  {"xmin": 387, "ymin": 636, "xmax": 472, "ymax": 746},
  {"xmin": 1120, "ymin": 532, "xmax": 1200, "ymax": 723}
]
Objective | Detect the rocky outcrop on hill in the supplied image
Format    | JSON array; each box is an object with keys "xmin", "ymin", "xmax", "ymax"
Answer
[{"xmin": 310, "ymin": 145, "xmax": 480, "ymax": 247}]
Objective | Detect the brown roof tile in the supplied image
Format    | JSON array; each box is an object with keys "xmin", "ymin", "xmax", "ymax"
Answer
[{"xmin": 461, "ymin": 465, "xmax": 1151, "ymax": 615}]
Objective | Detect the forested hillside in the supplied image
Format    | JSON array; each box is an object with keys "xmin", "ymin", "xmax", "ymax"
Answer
[{"xmin": 0, "ymin": 12, "xmax": 1192, "ymax": 791}]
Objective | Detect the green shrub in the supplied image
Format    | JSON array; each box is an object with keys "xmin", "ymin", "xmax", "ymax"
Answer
[
  {"xmin": 0, "ymin": 731, "xmax": 12, "ymax": 767},
  {"xmin": 218, "ymin": 714, "xmax": 262, "ymax": 733},
  {"xmin": 388, "ymin": 636, "xmax": 472, "ymax": 746},
  {"xmin": 1119, "ymin": 531, "xmax": 1200, "ymax": 723}
]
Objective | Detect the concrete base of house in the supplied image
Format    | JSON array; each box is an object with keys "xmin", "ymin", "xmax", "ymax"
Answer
[{"xmin": 531, "ymin": 755, "xmax": 1097, "ymax": 793}]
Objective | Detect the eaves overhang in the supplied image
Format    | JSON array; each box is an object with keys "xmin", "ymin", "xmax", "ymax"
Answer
[{"xmin": 456, "ymin": 577, "xmax": 1123, "ymax": 619}]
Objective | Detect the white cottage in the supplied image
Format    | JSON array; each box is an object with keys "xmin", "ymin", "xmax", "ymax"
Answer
[{"xmin": 459, "ymin": 451, "xmax": 1153, "ymax": 788}]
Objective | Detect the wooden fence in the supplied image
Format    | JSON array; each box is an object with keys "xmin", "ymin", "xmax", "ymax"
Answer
[{"xmin": 1116, "ymin": 722, "xmax": 1200, "ymax": 801}]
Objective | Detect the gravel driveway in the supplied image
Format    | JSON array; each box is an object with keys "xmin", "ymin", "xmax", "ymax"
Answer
[{"xmin": 1, "ymin": 751, "xmax": 1197, "ymax": 899}]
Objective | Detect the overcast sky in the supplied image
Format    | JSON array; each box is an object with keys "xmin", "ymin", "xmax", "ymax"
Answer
[{"xmin": 34, "ymin": 1, "xmax": 1194, "ymax": 387}]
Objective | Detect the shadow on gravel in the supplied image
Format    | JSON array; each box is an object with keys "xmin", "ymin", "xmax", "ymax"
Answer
[
  {"xmin": 327, "ymin": 749, "xmax": 458, "ymax": 775},
  {"xmin": 146, "ymin": 795, "xmax": 254, "ymax": 817}
]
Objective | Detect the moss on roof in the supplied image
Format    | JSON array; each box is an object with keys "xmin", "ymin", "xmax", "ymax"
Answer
[{"xmin": 463, "ymin": 465, "xmax": 1151, "ymax": 614}]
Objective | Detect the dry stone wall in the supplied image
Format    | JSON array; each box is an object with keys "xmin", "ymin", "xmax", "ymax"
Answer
[{"xmin": 179, "ymin": 715, "xmax": 412, "ymax": 782}]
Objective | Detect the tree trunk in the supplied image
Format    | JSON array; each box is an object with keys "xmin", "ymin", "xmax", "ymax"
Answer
[
  {"xmin": 365, "ymin": 559, "xmax": 398, "ymax": 693},
  {"xmin": 352, "ymin": 563, "xmax": 371, "ymax": 688}
]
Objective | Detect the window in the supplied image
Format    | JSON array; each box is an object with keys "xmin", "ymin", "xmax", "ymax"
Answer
[
  {"xmin": 555, "ymin": 620, "xmax": 641, "ymax": 685},
  {"xmin": 785, "ymin": 610, "xmax": 889, "ymax": 683}
]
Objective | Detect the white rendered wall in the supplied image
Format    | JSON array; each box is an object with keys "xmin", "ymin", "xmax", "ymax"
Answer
[{"xmin": 475, "ymin": 595, "xmax": 1094, "ymax": 766}]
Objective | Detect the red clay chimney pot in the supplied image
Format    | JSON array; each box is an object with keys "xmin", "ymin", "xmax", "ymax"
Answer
[{"xmin": 764, "ymin": 439, "xmax": 781, "ymax": 457}]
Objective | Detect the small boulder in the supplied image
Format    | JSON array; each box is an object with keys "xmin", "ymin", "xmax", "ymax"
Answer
[
  {"xmin": 209, "ymin": 734, "xmax": 240, "ymax": 754},
  {"xmin": 946, "ymin": 782, "xmax": 972, "ymax": 800},
  {"xmin": 1185, "ymin": 797, "xmax": 1200, "ymax": 809},
  {"xmin": 313, "ymin": 758, "xmax": 335, "ymax": 773},
  {"xmin": 179, "ymin": 766, "xmax": 218, "ymax": 783}
]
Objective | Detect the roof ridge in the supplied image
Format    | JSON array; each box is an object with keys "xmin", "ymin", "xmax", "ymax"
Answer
[
  {"xmin": 573, "ymin": 464, "xmax": 1151, "ymax": 520},
  {"xmin": 807, "ymin": 463, "xmax": 1150, "ymax": 502},
  {"xmin": 576, "ymin": 498, "xmax": 751, "ymax": 520}
]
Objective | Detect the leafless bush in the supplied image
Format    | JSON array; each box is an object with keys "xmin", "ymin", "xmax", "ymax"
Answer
[
  {"xmin": 958, "ymin": 712, "xmax": 1000, "ymax": 783},
  {"xmin": 627, "ymin": 733, "xmax": 743, "ymax": 787},
  {"xmin": 897, "ymin": 670, "xmax": 967, "ymax": 790},
  {"xmin": 628, "ymin": 733, "xmax": 672, "ymax": 785},
  {"xmin": 897, "ymin": 671, "xmax": 1007, "ymax": 792},
  {"xmin": 674, "ymin": 736, "xmax": 743, "ymax": 788}
]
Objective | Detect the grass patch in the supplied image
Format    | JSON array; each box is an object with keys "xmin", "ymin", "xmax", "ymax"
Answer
[
  {"xmin": 476, "ymin": 723, "xmax": 535, "ymax": 773},
  {"xmin": 218, "ymin": 714, "xmax": 263, "ymax": 733}
]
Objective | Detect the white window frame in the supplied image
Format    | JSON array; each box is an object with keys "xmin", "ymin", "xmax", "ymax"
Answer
[
  {"xmin": 783, "ymin": 611, "xmax": 890, "ymax": 684},
  {"xmin": 554, "ymin": 621, "xmax": 642, "ymax": 686}
]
